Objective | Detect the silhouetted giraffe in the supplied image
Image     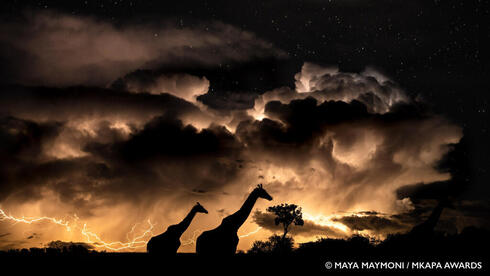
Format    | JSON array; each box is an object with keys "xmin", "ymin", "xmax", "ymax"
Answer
[
  {"xmin": 409, "ymin": 198, "xmax": 450, "ymax": 237},
  {"xmin": 196, "ymin": 184, "xmax": 273, "ymax": 256},
  {"xmin": 147, "ymin": 202, "xmax": 208, "ymax": 256}
]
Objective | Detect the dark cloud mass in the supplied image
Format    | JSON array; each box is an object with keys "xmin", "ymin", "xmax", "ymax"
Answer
[
  {"xmin": 93, "ymin": 115, "xmax": 241, "ymax": 161},
  {"xmin": 0, "ymin": 116, "xmax": 62, "ymax": 201},
  {"xmin": 333, "ymin": 215, "xmax": 409, "ymax": 234},
  {"xmin": 0, "ymin": 85, "xmax": 204, "ymax": 124},
  {"xmin": 0, "ymin": 11, "xmax": 285, "ymax": 86}
]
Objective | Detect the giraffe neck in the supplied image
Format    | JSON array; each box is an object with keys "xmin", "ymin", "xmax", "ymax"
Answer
[
  {"xmin": 425, "ymin": 203, "xmax": 445, "ymax": 230},
  {"xmin": 223, "ymin": 191, "xmax": 259, "ymax": 231},
  {"xmin": 174, "ymin": 208, "xmax": 197, "ymax": 236}
]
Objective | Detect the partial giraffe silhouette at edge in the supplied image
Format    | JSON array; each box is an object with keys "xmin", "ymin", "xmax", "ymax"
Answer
[{"xmin": 408, "ymin": 197, "xmax": 452, "ymax": 238}]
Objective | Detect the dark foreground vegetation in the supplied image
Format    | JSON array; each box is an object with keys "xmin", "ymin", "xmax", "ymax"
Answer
[{"xmin": 2, "ymin": 227, "xmax": 489, "ymax": 274}]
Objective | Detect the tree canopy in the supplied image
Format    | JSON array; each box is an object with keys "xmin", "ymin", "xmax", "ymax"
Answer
[{"xmin": 267, "ymin": 203, "xmax": 304, "ymax": 239}]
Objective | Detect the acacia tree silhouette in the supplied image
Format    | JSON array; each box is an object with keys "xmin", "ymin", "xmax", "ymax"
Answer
[{"xmin": 267, "ymin": 204, "xmax": 304, "ymax": 240}]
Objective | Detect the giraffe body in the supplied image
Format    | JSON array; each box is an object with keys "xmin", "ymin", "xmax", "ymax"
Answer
[
  {"xmin": 196, "ymin": 226, "xmax": 239, "ymax": 256},
  {"xmin": 147, "ymin": 202, "xmax": 207, "ymax": 256},
  {"xmin": 196, "ymin": 184, "xmax": 272, "ymax": 256},
  {"xmin": 147, "ymin": 225, "xmax": 182, "ymax": 256}
]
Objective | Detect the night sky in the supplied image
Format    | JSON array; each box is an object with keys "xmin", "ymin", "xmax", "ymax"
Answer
[{"xmin": 0, "ymin": 0, "xmax": 489, "ymax": 251}]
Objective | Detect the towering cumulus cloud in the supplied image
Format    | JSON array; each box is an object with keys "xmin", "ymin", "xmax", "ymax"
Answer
[
  {"xmin": 0, "ymin": 11, "xmax": 465, "ymax": 251},
  {"xmin": 236, "ymin": 63, "xmax": 461, "ymax": 220},
  {"xmin": 250, "ymin": 62, "xmax": 408, "ymax": 120}
]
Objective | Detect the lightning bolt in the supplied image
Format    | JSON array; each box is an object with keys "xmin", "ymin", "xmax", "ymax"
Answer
[
  {"xmin": 239, "ymin": 227, "xmax": 262, "ymax": 238},
  {"xmin": 0, "ymin": 208, "xmax": 72, "ymax": 231},
  {"xmin": 180, "ymin": 229, "xmax": 202, "ymax": 246},
  {"xmin": 81, "ymin": 219, "xmax": 155, "ymax": 251},
  {"xmin": 1, "ymin": 208, "xmax": 264, "ymax": 251},
  {"xmin": 0, "ymin": 208, "xmax": 154, "ymax": 251}
]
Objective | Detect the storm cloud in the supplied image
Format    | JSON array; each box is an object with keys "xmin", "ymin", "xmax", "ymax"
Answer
[
  {"xmin": 0, "ymin": 11, "xmax": 285, "ymax": 86},
  {"xmin": 249, "ymin": 62, "xmax": 409, "ymax": 120},
  {"xmin": 332, "ymin": 214, "xmax": 409, "ymax": 234},
  {"xmin": 0, "ymin": 9, "xmax": 469, "ymax": 251},
  {"xmin": 114, "ymin": 72, "xmax": 210, "ymax": 103}
]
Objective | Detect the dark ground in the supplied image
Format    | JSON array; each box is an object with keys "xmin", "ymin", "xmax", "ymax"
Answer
[
  {"xmin": 0, "ymin": 253, "xmax": 487, "ymax": 274},
  {"xmin": 2, "ymin": 229, "xmax": 489, "ymax": 274}
]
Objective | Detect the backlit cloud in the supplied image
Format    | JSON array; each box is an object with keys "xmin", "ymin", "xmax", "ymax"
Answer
[{"xmin": 0, "ymin": 19, "xmax": 465, "ymax": 251}]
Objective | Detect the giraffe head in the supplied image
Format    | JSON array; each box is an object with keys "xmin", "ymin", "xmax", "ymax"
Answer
[
  {"xmin": 253, "ymin": 184, "xmax": 273, "ymax": 201},
  {"xmin": 193, "ymin": 202, "xmax": 208, "ymax": 214}
]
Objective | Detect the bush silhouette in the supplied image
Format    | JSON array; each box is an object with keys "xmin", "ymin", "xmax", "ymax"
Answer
[
  {"xmin": 297, "ymin": 234, "xmax": 374, "ymax": 256},
  {"xmin": 249, "ymin": 234, "xmax": 294, "ymax": 255},
  {"xmin": 46, "ymin": 240, "xmax": 93, "ymax": 255}
]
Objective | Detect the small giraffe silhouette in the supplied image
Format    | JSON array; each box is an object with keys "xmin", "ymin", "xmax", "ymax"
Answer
[
  {"xmin": 196, "ymin": 184, "xmax": 273, "ymax": 256},
  {"xmin": 409, "ymin": 197, "xmax": 451, "ymax": 237},
  {"xmin": 147, "ymin": 202, "xmax": 208, "ymax": 256}
]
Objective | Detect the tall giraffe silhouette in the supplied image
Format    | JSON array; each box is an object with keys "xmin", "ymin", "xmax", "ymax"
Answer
[
  {"xmin": 196, "ymin": 184, "xmax": 273, "ymax": 256},
  {"xmin": 147, "ymin": 202, "xmax": 208, "ymax": 256},
  {"xmin": 409, "ymin": 198, "xmax": 451, "ymax": 237}
]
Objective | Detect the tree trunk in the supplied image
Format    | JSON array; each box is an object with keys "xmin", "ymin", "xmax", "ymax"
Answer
[{"xmin": 282, "ymin": 225, "xmax": 289, "ymax": 241}]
